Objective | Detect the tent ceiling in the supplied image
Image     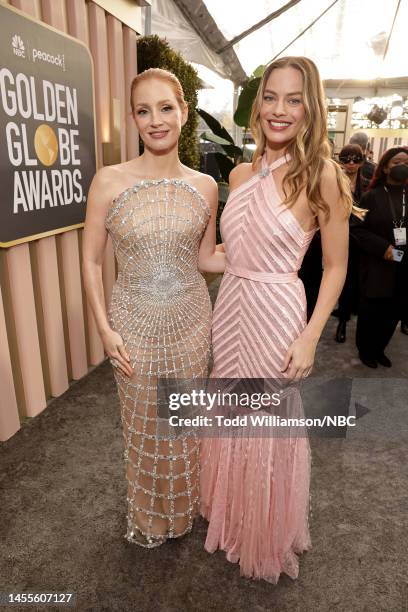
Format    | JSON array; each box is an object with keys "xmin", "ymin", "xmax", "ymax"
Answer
[
  {"xmin": 172, "ymin": 0, "xmax": 246, "ymax": 84},
  {"xmin": 203, "ymin": 0, "xmax": 408, "ymax": 81},
  {"xmin": 149, "ymin": 0, "xmax": 407, "ymax": 97},
  {"xmin": 146, "ymin": 0, "xmax": 245, "ymax": 82},
  {"xmin": 324, "ymin": 77, "xmax": 408, "ymax": 100}
]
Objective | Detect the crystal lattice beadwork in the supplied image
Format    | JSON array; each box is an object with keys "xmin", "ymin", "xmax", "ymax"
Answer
[{"xmin": 105, "ymin": 179, "xmax": 212, "ymax": 547}]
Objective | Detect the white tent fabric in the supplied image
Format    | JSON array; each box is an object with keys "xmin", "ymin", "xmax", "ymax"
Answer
[
  {"xmin": 324, "ymin": 78, "xmax": 408, "ymax": 100},
  {"xmin": 143, "ymin": 0, "xmax": 228, "ymax": 79},
  {"xmin": 203, "ymin": 0, "xmax": 408, "ymax": 80}
]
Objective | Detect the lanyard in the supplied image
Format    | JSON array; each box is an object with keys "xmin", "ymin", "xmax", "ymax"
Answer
[{"xmin": 384, "ymin": 185, "xmax": 406, "ymax": 228}]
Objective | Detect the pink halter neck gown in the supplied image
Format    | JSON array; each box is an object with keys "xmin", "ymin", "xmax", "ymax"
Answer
[{"xmin": 200, "ymin": 154, "xmax": 316, "ymax": 583}]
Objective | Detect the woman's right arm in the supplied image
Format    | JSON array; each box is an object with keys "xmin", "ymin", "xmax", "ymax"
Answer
[{"xmin": 82, "ymin": 169, "xmax": 133, "ymax": 377}]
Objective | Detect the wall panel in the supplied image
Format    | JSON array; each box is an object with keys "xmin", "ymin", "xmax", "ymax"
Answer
[
  {"xmin": 123, "ymin": 26, "xmax": 139, "ymax": 160},
  {"xmin": 88, "ymin": 1, "xmax": 116, "ymax": 307},
  {"xmin": 40, "ymin": 0, "xmax": 89, "ymax": 381},
  {"xmin": 0, "ymin": 0, "xmax": 140, "ymax": 440},
  {"xmin": 2, "ymin": 0, "xmax": 47, "ymax": 421},
  {"xmin": 107, "ymin": 15, "xmax": 127, "ymax": 162},
  {"xmin": 4, "ymin": 245, "xmax": 46, "ymax": 417},
  {"xmin": 67, "ymin": 0, "xmax": 104, "ymax": 366},
  {"xmin": 31, "ymin": 238, "xmax": 69, "ymax": 396},
  {"xmin": 0, "ymin": 285, "xmax": 20, "ymax": 441}
]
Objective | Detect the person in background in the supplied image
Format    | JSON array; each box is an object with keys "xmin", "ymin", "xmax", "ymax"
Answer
[
  {"xmin": 339, "ymin": 144, "xmax": 370, "ymax": 200},
  {"xmin": 299, "ymin": 137, "xmax": 337, "ymax": 320},
  {"xmin": 298, "ymin": 228, "xmax": 322, "ymax": 321},
  {"xmin": 349, "ymin": 132, "xmax": 376, "ymax": 183},
  {"xmin": 367, "ymin": 149, "xmax": 374, "ymax": 162},
  {"xmin": 351, "ymin": 146, "xmax": 408, "ymax": 367},
  {"xmin": 400, "ymin": 147, "xmax": 408, "ymax": 335},
  {"xmin": 334, "ymin": 144, "xmax": 369, "ymax": 342}
]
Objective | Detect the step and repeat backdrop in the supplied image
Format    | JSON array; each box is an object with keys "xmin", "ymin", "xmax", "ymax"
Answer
[
  {"xmin": 0, "ymin": 3, "xmax": 95, "ymax": 246},
  {"xmin": 0, "ymin": 0, "xmax": 139, "ymax": 441}
]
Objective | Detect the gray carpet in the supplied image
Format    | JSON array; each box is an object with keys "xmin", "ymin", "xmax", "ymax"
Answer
[{"xmin": 1, "ymin": 278, "xmax": 407, "ymax": 611}]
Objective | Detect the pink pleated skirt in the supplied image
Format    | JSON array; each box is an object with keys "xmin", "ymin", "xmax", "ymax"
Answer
[{"xmin": 200, "ymin": 432, "xmax": 311, "ymax": 584}]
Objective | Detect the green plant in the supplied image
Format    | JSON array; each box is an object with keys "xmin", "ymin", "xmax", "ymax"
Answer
[
  {"xmin": 198, "ymin": 65, "xmax": 266, "ymax": 181},
  {"xmin": 137, "ymin": 35, "xmax": 201, "ymax": 169},
  {"xmin": 233, "ymin": 64, "xmax": 265, "ymax": 128}
]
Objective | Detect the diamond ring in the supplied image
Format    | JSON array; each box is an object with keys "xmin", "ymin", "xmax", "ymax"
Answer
[{"xmin": 110, "ymin": 357, "xmax": 120, "ymax": 368}]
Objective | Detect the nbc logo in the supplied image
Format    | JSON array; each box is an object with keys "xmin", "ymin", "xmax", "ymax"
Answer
[{"xmin": 12, "ymin": 34, "xmax": 25, "ymax": 58}]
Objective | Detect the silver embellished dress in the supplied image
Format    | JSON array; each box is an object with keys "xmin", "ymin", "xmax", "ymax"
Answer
[{"xmin": 105, "ymin": 178, "xmax": 212, "ymax": 547}]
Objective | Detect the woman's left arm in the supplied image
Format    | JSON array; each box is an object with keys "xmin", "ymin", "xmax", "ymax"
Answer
[
  {"xmin": 198, "ymin": 177, "xmax": 226, "ymax": 274},
  {"xmin": 282, "ymin": 163, "xmax": 349, "ymax": 380}
]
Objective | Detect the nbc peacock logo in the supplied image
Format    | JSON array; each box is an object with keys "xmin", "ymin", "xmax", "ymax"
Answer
[{"xmin": 12, "ymin": 34, "xmax": 25, "ymax": 58}]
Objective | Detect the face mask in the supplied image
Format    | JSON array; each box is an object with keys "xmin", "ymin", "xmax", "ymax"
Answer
[{"xmin": 389, "ymin": 164, "xmax": 408, "ymax": 183}]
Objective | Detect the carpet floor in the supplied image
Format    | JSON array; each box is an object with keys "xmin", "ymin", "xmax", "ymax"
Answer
[{"xmin": 1, "ymin": 277, "xmax": 407, "ymax": 611}]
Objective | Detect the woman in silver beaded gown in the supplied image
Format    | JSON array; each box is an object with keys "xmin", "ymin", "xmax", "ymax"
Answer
[{"xmin": 83, "ymin": 69, "xmax": 224, "ymax": 548}]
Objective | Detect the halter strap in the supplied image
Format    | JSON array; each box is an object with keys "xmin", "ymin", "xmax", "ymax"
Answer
[{"xmin": 261, "ymin": 152, "xmax": 291, "ymax": 172}]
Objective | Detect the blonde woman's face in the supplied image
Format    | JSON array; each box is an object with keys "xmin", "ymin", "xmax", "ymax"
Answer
[
  {"xmin": 259, "ymin": 67, "xmax": 305, "ymax": 146},
  {"xmin": 132, "ymin": 78, "xmax": 187, "ymax": 152}
]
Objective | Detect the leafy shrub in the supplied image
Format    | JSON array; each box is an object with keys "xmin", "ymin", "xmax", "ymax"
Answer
[{"xmin": 137, "ymin": 35, "xmax": 200, "ymax": 169}]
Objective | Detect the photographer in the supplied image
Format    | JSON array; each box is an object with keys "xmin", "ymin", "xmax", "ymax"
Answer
[{"xmin": 349, "ymin": 131, "xmax": 376, "ymax": 182}]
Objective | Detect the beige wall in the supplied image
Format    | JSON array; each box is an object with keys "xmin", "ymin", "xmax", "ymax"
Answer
[
  {"xmin": 349, "ymin": 129, "xmax": 408, "ymax": 163},
  {"xmin": 0, "ymin": 0, "xmax": 139, "ymax": 441},
  {"xmin": 91, "ymin": 0, "xmax": 146, "ymax": 33}
]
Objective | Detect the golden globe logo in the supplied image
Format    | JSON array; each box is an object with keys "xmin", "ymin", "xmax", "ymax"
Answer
[
  {"xmin": 34, "ymin": 124, "xmax": 58, "ymax": 166},
  {"xmin": 0, "ymin": 67, "xmax": 84, "ymax": 213},
  {"xmin": 0, "ymin": 3, "xmax": 95, "ymax": 245}
]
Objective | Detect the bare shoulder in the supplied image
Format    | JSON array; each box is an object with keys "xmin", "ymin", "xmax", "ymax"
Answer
[
  {"xmin": 90, "ymin": 162, "xmax": 136, "ymax": 202},
  {"xmin": 182, "ymin": 169, "xmax": 218, "ymax": 203},
  {"xmin": 229, "ymin": 162, "xmax": 256, "ymax": 191},
  {"xmin": 93, "ymin": 165, "xmax": 118, "ymax": 187},
  {"xmin": 320, "ymin": 159, "xmax": 342, "ymax": 207},
  {"xmin": 317, "ymin": 159, "xmax": 350, "ymax": 230},
  {"xmin": 320, "ymin": 159, "xmax": 339, "ymax": 190},
  {"xmin": 92, "ymin": 164, "xmax": 129, "ymax": 190},
  {"xmin": 89, "ymin": 166, "xmax": 116, "ymax": 195}
]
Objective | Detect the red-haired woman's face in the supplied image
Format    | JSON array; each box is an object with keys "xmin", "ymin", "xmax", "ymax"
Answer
[
  {"xmin": 132, "ymin": 78, "xmax": 187, "ymax": 153},
  {"xmin": 259, "ymin": 67, "xmax": 305, "ymax": 147}
]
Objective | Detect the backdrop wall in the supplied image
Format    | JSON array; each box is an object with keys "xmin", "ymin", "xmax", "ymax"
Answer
[{"xmin": 0, "ymin": 0, "xmax": 139, "ymax": 441}]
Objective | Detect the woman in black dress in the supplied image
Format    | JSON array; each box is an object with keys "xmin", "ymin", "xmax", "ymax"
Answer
[
  {"xmin": 334, "ymin": 144, "xmax": 369, "ymax": 342},
  {"xmin": 351, "ymin": 146, "xmax": 408, "ymax": 367}
]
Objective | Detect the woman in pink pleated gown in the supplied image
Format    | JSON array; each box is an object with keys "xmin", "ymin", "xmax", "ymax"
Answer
[{"xmin": 201, "ymin": 57, "xmax": 354, "ymax": 583}]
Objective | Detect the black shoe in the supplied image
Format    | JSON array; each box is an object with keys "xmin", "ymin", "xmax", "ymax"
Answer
[
  {"xmin": 376, "ymin": 354, "xmax": 392, "ymax": 367},
  {"xmin": 401, "ymin": 321, "xmax": 408, "ymax": 335},
  {"xmin": 335, "ymin": 320, "xmax": 347, "ymax": 343},
  {"xmin": 359, "ymin": 355, "xmax": 378, "ymax": 368}
]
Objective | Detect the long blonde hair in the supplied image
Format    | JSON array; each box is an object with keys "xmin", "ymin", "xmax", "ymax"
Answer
[{"xmin": 250, "ymin": 56, "xmax": 355, "ymax": 220}]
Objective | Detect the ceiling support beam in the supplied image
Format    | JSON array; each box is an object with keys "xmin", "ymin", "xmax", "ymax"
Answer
[{"xmin": 218, "ymin": 0, "xmax": 302, "ymax": 53}]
